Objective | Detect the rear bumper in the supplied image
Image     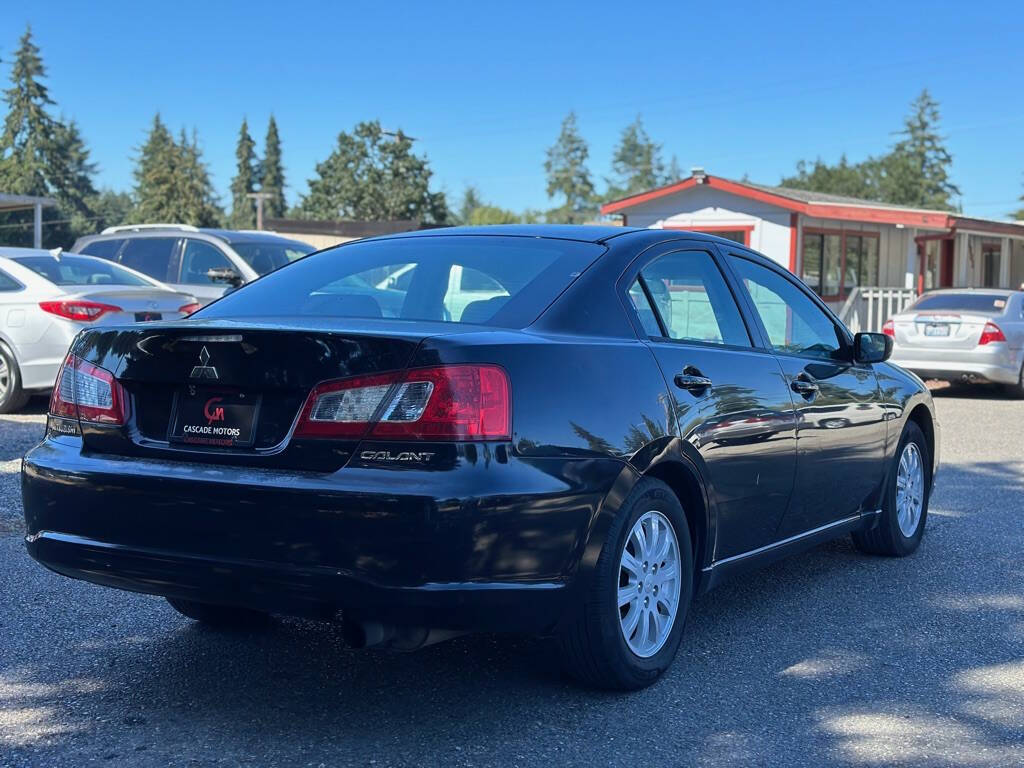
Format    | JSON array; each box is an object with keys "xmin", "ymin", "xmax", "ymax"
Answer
[
  {"xmin": 22, "ymin": 437, "xmax": 627, "ymax": 633},
  {"xmin": 891, "ymin": 347, "xmax": 1021, "ymax": 385}
]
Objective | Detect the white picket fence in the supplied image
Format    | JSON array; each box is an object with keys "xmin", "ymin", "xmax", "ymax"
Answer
[{"xmin": 837, "ymin": 287, "xmax": 918, "ymax": 333}]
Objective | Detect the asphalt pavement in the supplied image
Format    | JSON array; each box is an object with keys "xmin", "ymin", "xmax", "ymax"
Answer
[{"xmin": 1, "ymin": 387, "xmax": 1022, "ymax": 767}]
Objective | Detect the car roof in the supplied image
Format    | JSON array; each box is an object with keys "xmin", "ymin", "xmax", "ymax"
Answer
[
  {"xmin": 369, "ymin": 224, "xmax": 644, "ymax": 243},
  {"xmin": 197, "ymin": 228, "xmax": 313, "ymax": 247},
  {"xmin": 78, "ymin": 227, "xmax": 312, "ymax": 249},
  {"xmin": 0, "ymin": 247, "xmax": 104, "ymax": 262},
  {"xmin": 919, "ymin": 287, "xmax": 1021, "ymax": 295}
]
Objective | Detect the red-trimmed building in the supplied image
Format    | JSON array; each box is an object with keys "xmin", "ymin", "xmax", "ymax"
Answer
[{"xmin": 600, "ymin": 170, "xmax": 1024, "ymax": 331}]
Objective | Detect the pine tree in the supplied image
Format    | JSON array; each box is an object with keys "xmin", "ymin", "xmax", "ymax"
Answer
[
  {"xmin": 880, "ymin": 89, "xmax": 960, "ymax": 210},
  {"xmin": 261, "ymin": 115, "xmax": 286, "ymax": 220},
  {"xmin": 606, "ymin": 115, "xmax": 665, "ymax": 199},
  {"xmin": 544, "ymin": 111, "xmax": 595, "ymax": 224},
  {"xmin": 300, "ymin": 120, "xmax": 447, "ymax": 223},
  {"xmin": 177, "ymin": 128, "xmax": 221, "ymax": 227},
  {"xmin": 458, "ymin": 184, "xmax": 484, "ymax": 224},
  {"xmin": 0, "ymin": 26, "xmax": 53, "ymax": 197},
  {"xmin": 667, "ymin": 155, "xmax": 682, "ymax": 183},
  {"xmin": 1013, "ymin": 175, "xmax": 1024, "ymax": 221},
  {"xmin": 228, "ymin": 118, "xmax": 257, "ymax": 228},
  {"xmin": 133, "ymin": 114, "xmax": 178, "ymax": 223}
]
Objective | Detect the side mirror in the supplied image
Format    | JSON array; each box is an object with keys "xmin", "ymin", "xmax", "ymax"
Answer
[
  {"xmin": 854, "ymin": 332, "xmax": 893, "ymax": 364},
  {"xmin": 207, "ymin": 267, "xmax": 244, "ymax": 288}
]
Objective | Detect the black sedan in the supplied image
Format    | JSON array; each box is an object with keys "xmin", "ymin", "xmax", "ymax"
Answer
[{"xmin": 22, "ymin": 226, "xmax": 939, "ymax": 689}]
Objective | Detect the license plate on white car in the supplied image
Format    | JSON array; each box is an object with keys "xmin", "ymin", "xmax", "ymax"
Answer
[{"xmin": 924, "ymin": 323, "xmax": 950, "ymax": 337}]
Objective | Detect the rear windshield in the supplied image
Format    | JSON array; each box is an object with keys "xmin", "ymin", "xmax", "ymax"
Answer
[
  {"xmin": 230, "ymin": 242, "xmax": 315, "ymax": 274},
  {"xmin": 910, "ymin": 293, "xmax": 1010, "ymax": 313},
  {"xmin": 196, "ymin": 235, "xmax": 604, "ymax": 327},
  {"xmin": 14, "ymin": 254, "xmax": 152, "ymax": 287}
]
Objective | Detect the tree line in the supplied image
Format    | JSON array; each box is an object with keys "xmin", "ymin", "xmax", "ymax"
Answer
[{"xmin": 1, "ymin": 25, "xmax": 1019, "ymax": 249}]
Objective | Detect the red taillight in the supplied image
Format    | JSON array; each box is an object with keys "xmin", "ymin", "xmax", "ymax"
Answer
[
  {"xmin": 882, "ymin": 319, "xmax": 895, "ymax": 337},
  {"xmin": 49, "ymin": 354, "xmax": 128, "ymax": 425},
  {"xmin": 39, "ymin": 300, "xmax": 121, "ymax": 322},
  {"xmin": 294, "ymin": 364, "xmax": 511, "ymax": 441},
  {"xmin": 178, "ymin": 302, "xmax": 202, "ymax": 317},
  {"xmin": 978, "ymin": 322, "xmax": 1006, "ymax": 345}
]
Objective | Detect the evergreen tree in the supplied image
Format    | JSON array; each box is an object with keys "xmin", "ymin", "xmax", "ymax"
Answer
[
  {"xmin": 544, "ymin": 111, "xmax": 595, "ymax": 224},
  {"xmin": 0, "ymin": 26, "xmax": 53, "ymax": 197},
  {"xmin": 261, "ymin": 115, "xmax": 286, "ymax": 219},
  {"xmin": 606, "ymin": 115, "xmax": 665, "ymax": 199},
  {"xmin": 229, "ymin": 118, "xmax": 257, "ymax": 228},
  {"xmin": 90, "ymin": 188, "xmax": 134, "ymax": 231},
  {"xmin": 1013, "ymin": 175, "xmax": 1024, "ymax": 221},
  {"xmin": 666, "ymin": 155, "xmax": 682, "ymax": 183},
  {"xmin": 880, "ymin": 89, "xmax": 960, "ymax": 210},
  {"xmin": 176, "ymin": 128, "xmax": 222, "ymax": 227},
  {"xmin": 780, "ymin": 155, "xmax": 879, "ymax": 200},
  {"xmin": 458, "ymin": 184, "xmax": 484, "ymax": 224},
  {"xmin": 132, "ymin": 114, "xmax": 178, "ymax": 223},
  {"xmin": 299, "ymin": 120, "xmax": 447, "ymax": 222}
]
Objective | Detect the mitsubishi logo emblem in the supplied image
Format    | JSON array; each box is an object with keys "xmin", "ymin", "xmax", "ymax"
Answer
[{"xmin": 190, "ymin": 346, "xmax": 219, "ymax": 380}]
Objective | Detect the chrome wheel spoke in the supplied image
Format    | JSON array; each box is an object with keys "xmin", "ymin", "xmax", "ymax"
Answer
[{"xmin": 618, "ymin": 510, "xmax": 682, "ymax": 658}]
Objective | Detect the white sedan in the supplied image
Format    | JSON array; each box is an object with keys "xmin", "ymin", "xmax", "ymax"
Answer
[{"xmin": 0, "ymin": 248, "xmax": 200, "ymax": 412}]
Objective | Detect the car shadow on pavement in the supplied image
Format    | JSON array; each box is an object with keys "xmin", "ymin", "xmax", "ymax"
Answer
[{"xmin": 1, "ymin": 461, "xmax": 1022, "ymax": 767}]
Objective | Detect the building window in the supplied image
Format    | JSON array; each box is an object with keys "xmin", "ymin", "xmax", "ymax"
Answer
[
  {"xmin": 801, "ymin": 230, "xmax": 878, "ymax": 299},
  {"xmin": 981, "ymin": 243, "xmax": 1001, "ymax": 287},
  {"xmin": 664, "ymin": 225, "xmax": 752, "ymax": 246}
]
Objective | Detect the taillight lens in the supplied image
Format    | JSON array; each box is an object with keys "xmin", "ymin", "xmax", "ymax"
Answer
[
  {"xmin": 978, "ymin": 322, "xmax": 1006, "ymax": 345},
  {"xmin": 49, "ymin": 354, "xmax": 128, "ymax": 425},
  {"xmin": 882, "ymin": 319, "xmax": 895, "ymax": 337},
  {"xmin": 178, "ymin": 302, "xmax": 202, "ymax": 316},
  {"xmin": 295, "ymin": 365, "xmax": 511, "ymax": 441},
  {"xmin": 39, "ymin": 300, "xmax": 121, "ymax": 322}
]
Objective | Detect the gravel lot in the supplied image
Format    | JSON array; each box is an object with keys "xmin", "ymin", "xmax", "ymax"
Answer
[{"xmin": 1, "ymin": 387, "xmax": 1021, "ymax": 767}]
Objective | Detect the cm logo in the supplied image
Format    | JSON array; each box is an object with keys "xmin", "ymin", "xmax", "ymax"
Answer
[{"xmin": 204, "ymin": 397, "xmax": 225, "ymax": 425}]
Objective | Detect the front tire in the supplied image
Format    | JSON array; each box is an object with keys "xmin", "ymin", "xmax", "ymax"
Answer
[
  {"xmin": 853, "ymin": 421, "xmax": 931, "ymax": 556},
  {"xmin": 0, "ymin": 343, "xmax": 29, "ymax": 414},
  {"xmin": 166, "ymin": 597, "xmax": 270, "ymax": 629},
  {"xmin": 558, "ymin": 478, "xmax": 694, "ymax": 690}
]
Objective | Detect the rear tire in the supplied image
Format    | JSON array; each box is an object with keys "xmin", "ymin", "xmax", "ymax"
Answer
[
  {"xmin": 853, "ymin": 421, "xmax": 930, "ymax": 557},
  {"xmin": 1007, "ymin": 363, "xmax": 1024, "ymax": 399},
  {"xmin": 557, "ymin": 477, "xmax": 694, "ymax": 690},
  {"xmin": 0, "ymin": 343, "xmax": 29, "ymax": 414},
  {"xmin": 166, "ymin": 597, "xmax": 270, "ymax": 629}
]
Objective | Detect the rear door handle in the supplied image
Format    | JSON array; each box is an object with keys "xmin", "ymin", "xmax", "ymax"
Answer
[
  {"xmin": 674, "ymin": 367, "xmax": 712, "ymax": 394},
  {"xmin": 791, "ymin": 375, "xmax": 819, "ymax": 397}
]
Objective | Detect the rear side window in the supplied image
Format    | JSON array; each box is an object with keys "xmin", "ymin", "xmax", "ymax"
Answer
[
  {"xmin": 78, "ymin": 238, "xmax": 125, "ymax": 261},
  {"xmin": 197, "ymin": 236, "xmax": 604, "ymax": 328},
  {"xmin": 910, "ymin": 293, "xmax": 1010, "ymax": 313},
  {"xmin": 637, "ymin": 250, "xmax": 750, "ymax": 346},
  {"xmin": 0, "ymin": 268, "xmax": 21, "ymax": 291},
  {"xmin": 118, "ymin": 238, "xmax": 177, "ymax": 281}
]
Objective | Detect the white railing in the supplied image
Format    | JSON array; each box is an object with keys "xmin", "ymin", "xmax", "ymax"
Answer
[{"xmin": 837, "ymin": 287, "xmax": 918, "ymax": 333}]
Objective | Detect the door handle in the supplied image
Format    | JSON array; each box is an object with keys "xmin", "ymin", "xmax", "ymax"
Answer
[
  {"xmin": 791, "ymin": 375, "xmax": 819, "ymax": 398},
  {"xmin": 675, "ymin": 367, "xmax": 712, "ymax": 394}
]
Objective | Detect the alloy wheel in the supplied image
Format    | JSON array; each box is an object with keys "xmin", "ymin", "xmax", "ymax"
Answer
[
  {"xmin": 0, "ymin": 356, "xmax": 9, "ymax": 401},
  {"xmin": 618, "ymin": 510, "xmax": 681, "ymax": 658},
  {"xmin": 895, "ymin": 442, "xmax": 925, "ymax": 537}
]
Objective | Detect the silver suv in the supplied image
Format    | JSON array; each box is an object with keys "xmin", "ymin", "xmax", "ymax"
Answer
[{"xmin": 72, "ymin": 225, "xmax": 315, "ymax": 305}]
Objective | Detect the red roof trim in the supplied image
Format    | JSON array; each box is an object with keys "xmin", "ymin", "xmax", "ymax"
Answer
[{"xmin": 599, "ymin": 174, "xmax": 1017, "ymax": 232}]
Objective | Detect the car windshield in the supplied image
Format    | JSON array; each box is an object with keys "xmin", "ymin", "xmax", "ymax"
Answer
[
  {"xmin": 197, "ymin": 235, "xmax": 604, "ymax": 327},
  {"xmin": 229, "ymin": 242, "xmax": 315, "ymax": 275},
  {"xmin": 14, "ymin": 254, "xmax": 153, "ymax": 287},
  {"xmin": 910, "ymin": 293, "xmax": 1011, "ymax": 313}
]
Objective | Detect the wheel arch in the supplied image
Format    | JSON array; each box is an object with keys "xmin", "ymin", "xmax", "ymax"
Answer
[
  {"xmin": 642, "ymin": 458, "xmax": 711, "ymax": 577},
  {"xmin": 907, "ymin": 403, "xmax": 935, "ymax": 463}
]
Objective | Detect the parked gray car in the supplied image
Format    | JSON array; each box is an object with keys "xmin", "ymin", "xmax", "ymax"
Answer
[
  {"xmin": 0, "ymin": 248, "xmax": 199, "ymax": 412},
  {"xmin": 72, "ymin": 225, "xmax": 315, "ymax": 306},
  {"xmin": 885, "ymin": 289, "xmax": 1024, "ymax": 394}
]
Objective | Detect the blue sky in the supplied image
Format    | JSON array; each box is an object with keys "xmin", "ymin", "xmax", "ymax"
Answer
[{"xmin": 5, "ymin": 1, "xmax": 1024, "ymax": 219}]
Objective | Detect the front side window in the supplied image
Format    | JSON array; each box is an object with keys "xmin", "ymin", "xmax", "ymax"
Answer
[
  {"xmin": 118, "ymin": 237, "xmax": 177, "ymax": 281},
  {"xmin": 180, "ymin": 240, "xmax": 234, "ymax": 284},
  {"xmin": 13, "ymin": 255, "xmax": 152, "ymax": 286},
  {"xmin": 637, "ymin": 250, "xmax": 750, "ymax": 346},
  {"xmin": 733, "ymin": 256, "xmax": 844, "ymax": 360}
]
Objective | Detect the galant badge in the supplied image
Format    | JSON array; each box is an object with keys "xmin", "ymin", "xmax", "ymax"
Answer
[{"xmin": 189, "ymin": 346, "xmax": 219, "ymax": 380}]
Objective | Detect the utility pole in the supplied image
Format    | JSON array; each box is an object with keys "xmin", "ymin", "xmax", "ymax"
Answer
[
  {"xmin": 246, "ymin": 192, "xmax": 274, "ymax": 230},
  {"xmin": 381, "ymin": 129, "xmax": 417, "ymax": 142}
]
